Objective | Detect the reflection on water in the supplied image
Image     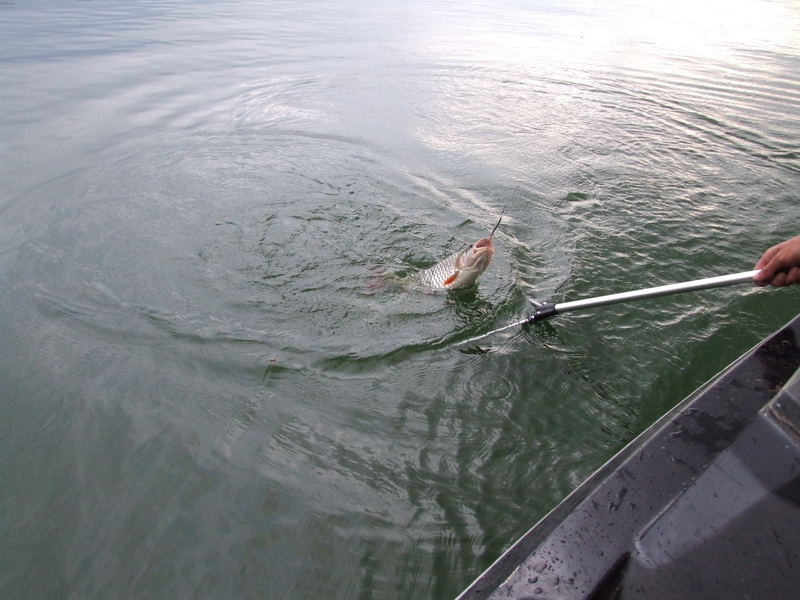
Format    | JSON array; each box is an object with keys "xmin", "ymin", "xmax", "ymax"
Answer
[{"xmin": 2, "ymin": 0, "xmax": 800, "ymax": 598}]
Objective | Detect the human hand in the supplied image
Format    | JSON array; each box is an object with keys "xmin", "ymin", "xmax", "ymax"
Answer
[{"xmin": 754, "ymin": 235, "xmax": 800, "ymax": 287}]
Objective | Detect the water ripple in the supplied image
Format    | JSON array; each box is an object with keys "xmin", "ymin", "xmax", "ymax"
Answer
[{"xmin": 3, "ymin": 2, "xmax": 800, "ymax": 599}]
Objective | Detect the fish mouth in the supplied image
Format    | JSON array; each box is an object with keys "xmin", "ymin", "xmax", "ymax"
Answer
[
  {"xmin": 470, "ymin": 237, "xmax": 495, "ymax": 267},
  {"xmin": 462, "ymin": 245, "xmax": 493, "ymax": 271},
  {"xmin": 474, "ymin": 236, "xmax": 493, "ymax": 250}
]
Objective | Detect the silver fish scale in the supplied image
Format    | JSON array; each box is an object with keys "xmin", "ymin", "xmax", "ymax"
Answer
[{"xmin": 417, "ymin": 249, "xmax": 463, "ymax": 289}]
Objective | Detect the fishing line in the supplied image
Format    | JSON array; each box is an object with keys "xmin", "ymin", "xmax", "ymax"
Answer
[
  {"xmin": 579, "ymin": 0, "xmax": 600, "ymax": 41},
  {"xmin": 457, "ymin": 317, "xmax": 532, "ymax": 347},
  {"xmin": 572, "ymin": 0, "xmax": 601, "ymax": 58}
]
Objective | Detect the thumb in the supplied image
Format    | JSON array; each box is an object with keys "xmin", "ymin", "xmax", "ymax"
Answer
[
  {"xmin": 755, "ymin": 256, "xmax": 783, "ymax": 284},
  {"xmin": 754, "ymin": 250, "xmax": 778, "ymax": 283}
]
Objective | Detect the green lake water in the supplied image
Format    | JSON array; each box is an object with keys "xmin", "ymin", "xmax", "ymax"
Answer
[{"xmin": 2, "ymin": 0, "xmax": 800, "ymax": 598}]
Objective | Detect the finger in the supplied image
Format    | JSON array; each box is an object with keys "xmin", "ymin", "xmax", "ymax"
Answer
[
  {"xmin": 787, "ymin": 267, "xmax": 800, "ymax": 286},
  {"xmin": 755, "ymin": 259, "xmax": 780, "ymax": 284},
  {"xmin": 754, "ymin": 266, "xmax": 771, "ymax": 285},
  {"xmin": 755, "ymin": 245, "xmax": 781, "ymax": 270},
  {"xmin": 771, "ymin": 271, "xmax": 787, "ymax": 287},
  {"xmin": 755, "ymin": 253, "xmax": 774, "ymax": 271}
]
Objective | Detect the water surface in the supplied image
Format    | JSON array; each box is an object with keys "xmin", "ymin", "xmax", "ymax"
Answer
[{"xmin": 2, "ymin": 1, "xmax": 800, "ymax": 598}]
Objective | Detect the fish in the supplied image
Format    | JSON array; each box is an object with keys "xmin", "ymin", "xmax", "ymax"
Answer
[{"xmin": 417, "ymin": 211, "xmax": 503, "ymax": 290}]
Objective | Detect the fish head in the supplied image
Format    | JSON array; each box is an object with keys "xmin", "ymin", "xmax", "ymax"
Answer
[{"xmin": 445, "ymin": 235, "xmax": 495, "ymax": 289}]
